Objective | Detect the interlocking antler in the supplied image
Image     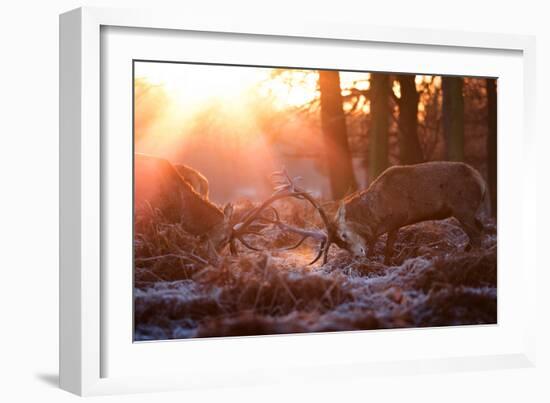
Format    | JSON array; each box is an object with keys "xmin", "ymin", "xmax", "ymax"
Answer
[{"xmin": 231, "ymin": 168, "xmax": 336, "ymax": 265}]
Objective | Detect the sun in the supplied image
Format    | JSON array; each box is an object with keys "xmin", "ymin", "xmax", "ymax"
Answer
[
  {"xmin": 135, "ymin": 62, "xmax": 271, "ymax": 111},
  {"xmin": 135, "ymin": 62, "xmax": 371, "ymax": 115},
  {"xmin": 133, "ymin": 63, "xmax": 372, "ymax": 153}
]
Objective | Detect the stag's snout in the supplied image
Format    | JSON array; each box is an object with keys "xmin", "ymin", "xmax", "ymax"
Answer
[
  {"xmin": 350, "ymin": 243, "xmax": 368, "ymax": 258},
  {"xmin": 335, "ymin": 234, "xmax": 368, "ymax": 258}
]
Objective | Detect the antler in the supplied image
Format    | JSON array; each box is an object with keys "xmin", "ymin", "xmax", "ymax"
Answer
[{"xmin": 231, "ymin": 168, "xmax": 336, "ymax": 265}]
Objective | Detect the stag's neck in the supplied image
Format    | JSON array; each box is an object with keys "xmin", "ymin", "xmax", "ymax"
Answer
[
  {"xmin": 344, "ymin": 191, "xmax": 380, "ymax": 231},
  {"xmin": 180, "ymin": 184, "xmax": 224, "ymax": 235}
]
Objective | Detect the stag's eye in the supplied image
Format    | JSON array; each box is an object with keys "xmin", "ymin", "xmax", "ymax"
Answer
[{"xmin": 340, "ymin": 233, "xmax": 347, "ymax": 240}]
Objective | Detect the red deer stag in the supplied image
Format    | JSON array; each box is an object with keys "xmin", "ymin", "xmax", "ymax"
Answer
[
  {"xmin": 134, "ymin": 153, "xmax": 279, "ymax": 253},
  {"xmin": 333, "ymin": 161, "xmax": 490, "ymax": 263},
  {"xmin": 134, "ymin": 153, "xmax": 324, "ymax": 254},
  {"xmin": 134, "ymin": 153, "xmax": 231, "ymax": 251},
  {"xmin": 238, "ymin": 162, "xmax": 490, "ymax": 265}
]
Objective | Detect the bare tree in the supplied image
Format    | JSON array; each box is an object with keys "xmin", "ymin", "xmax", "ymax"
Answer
[
  {"xmin": 369, "ymin": 73, "xmax": 391, "ymax": 181},
  {"xmin": 442, "ymin": 76, "xmax": 465, "ymax": 161},
  {"xmin": 318, "ymin": 70, "xmax": 357, "ymax": 199},
  {"xmin": 395, "ymin": 74, "xmax": 424, "ymax": 164}
]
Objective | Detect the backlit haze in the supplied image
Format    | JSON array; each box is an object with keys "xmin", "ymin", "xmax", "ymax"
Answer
[
  {"xmin": 134, "ymin": 62, "xmax": 437, "ymax": 203},
  {"xmin": 135, "ymin": 62, "xmax": 367, "ymax": 203}
]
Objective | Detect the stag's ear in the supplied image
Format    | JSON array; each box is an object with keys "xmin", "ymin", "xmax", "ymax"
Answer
[
  {"xmin": 223, "ymin": 202, "xmax": 234, "ymax": 221},
  {"xmin": 336, "ymin": 201, "xmax": 346, "ymax": 224}
]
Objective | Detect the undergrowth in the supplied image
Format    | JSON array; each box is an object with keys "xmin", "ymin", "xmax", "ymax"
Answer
[{"xmin": 134, "ymin": 199, "xmax": 497, "ymax": 340}]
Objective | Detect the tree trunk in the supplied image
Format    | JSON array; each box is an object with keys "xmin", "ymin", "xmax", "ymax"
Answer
[
  {"xmin": 396, "ymin": 74, "xmax": 424, "ymax": 164},
  {"xmin": 369, "ymin": 73, "xmax": 390, "ymax": 181},
  {"xmin": 486, "ymin": 78, "xmax": 497, "ymax": 217},
  {"xmin": 442, "ymin": 76, "xmax": 465, "ymax": 161},
  {"xmin": 318, "ymin": 70, "xmax": 357, "ymax": 199}
]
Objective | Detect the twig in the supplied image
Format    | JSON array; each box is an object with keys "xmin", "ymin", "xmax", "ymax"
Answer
[{"xmin": 135, "ymin": 253, "xmax": 208, "ymax": 265}]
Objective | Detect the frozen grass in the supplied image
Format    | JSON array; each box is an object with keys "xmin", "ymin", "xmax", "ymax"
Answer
[{"xmin": 134, "ymin": 199, "xmax": 497, "ymax": 341}]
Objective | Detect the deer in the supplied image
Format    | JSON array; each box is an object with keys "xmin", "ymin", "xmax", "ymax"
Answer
[
  {"xmin": 235, "ymin": 161, "xmax": 491, "ymax": 266},
  {"xmin": 135, "ymin": 153, "xmax": 234, "ymax": 252},
  {"xmin": 333, "ymin": 161, "xmax": 491, "ymax": 264}
]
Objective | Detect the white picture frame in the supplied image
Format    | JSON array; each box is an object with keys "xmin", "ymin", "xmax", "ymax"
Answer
[{"xmin": 59, "ymin": 6, "xmax": 537, "ymax": 396}]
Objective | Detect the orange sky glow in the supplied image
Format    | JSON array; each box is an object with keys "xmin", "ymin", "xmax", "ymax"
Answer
[{"xmin": 133, "ymin": 62, "xmax": 439, "ymax": 201}]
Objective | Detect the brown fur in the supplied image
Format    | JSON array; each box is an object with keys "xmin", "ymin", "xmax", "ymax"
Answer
[
  {"xmin": 336, "ymin": 161, "xmax": 490, "ymax": 263},
  {"xmin": 135, "ymin": 154, "xmax": 232, "ymax": 249}
]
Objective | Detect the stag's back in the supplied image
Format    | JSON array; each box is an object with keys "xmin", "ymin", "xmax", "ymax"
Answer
[
  {"xmin": 134, "ymin": 153, "xmax": 223, "ymax": 235},
  {"xmin": 345, "ymin": 161, "xmax": 489, "ymax": 229}
]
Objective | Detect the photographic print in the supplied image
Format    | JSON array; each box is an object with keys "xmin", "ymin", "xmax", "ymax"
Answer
[{"xmin": 133, "ymin": 61, "xmax": 497, "ymax": 341}]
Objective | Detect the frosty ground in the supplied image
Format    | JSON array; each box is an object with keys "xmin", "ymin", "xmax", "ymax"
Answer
[{"xmin": 134, "ymin": 199, "xmax": 497, "ymax": 341}]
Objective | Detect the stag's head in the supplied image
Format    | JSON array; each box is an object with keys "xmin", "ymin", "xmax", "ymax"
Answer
[{"xmin": 334, "ymin": 202, "xmax": 372, "ymax": 258}]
